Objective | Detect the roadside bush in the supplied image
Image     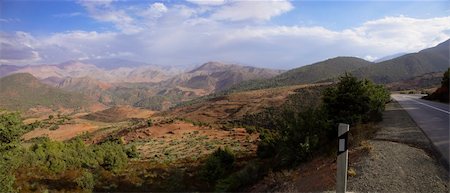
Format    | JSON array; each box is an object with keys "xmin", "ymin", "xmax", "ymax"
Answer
[
  {"xmin": 423, "ymin": 68, "xmax": 449, "ymax": 103},
  {"xmin": 256, "ymin": 129, "xmax": 279, "ymax": 159},
  {"xmin": 200, "ymin": 147, "xmax": 235, "ymax": 183},
  {"xmin": 215, "ymin": 161, "xmax": 263, "ymax": 192},
  {"xmin": 323, "ymin": 74, "xmax": 389, "ymax": 125}
]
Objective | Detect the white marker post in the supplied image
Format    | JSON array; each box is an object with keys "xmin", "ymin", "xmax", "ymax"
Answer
[{"xmin": 337, "ymin": 123, "xmax": 349, "ymax": 193}]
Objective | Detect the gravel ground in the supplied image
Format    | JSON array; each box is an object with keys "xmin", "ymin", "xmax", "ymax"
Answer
[{"xmin": 348, "ymin": 101, "xmax": 449, "ymax": 192}]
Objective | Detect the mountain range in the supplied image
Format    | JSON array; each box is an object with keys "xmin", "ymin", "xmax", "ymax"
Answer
[
  {"xmin": 0, "ymin": 39, "xmax": 448, "ymax": 112},
  {"xmin": 230, "ymin": 39, "xmax": 449, "ymax": 92}
]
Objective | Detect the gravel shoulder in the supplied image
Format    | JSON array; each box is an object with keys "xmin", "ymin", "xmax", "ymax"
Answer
[{"xmin": 348, "ymin": 101, "xmax": 449, "ymax": 192}]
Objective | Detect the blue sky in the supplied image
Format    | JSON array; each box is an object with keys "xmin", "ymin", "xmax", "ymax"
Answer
[{"xmin": 1, "ymin": 0, "xmax": 449, "ymax": 69}]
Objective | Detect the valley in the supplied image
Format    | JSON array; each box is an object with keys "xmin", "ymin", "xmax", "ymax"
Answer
[{"xmin": 0, "ymin": 38, "xmax": 448, "ymax": 192}]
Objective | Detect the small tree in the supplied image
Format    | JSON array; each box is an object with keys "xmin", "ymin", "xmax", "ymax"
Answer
[
  {"xmin": 323, "ymin": 74, "xmax": 371, "ymax": 125},
  {"xmin": 323, "ymin": 73, "xmax": 388, "ymax": 125},
  {"xmin": 0, "ymin": 112, "xmax": 24, "ymax": 146}
]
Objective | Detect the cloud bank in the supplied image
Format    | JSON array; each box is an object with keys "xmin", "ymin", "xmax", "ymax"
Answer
[{"xmin": 1, "ymin": 1, "xmax": 449, "ymax": 69}]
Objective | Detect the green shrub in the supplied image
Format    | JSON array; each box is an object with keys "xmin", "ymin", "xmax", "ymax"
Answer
[
  {"xmin": 126, "ymin": 145, "xmax": 140, "ymax": 158},
  {"xmin": 215, "ymin": 162, "xmax": 263, "ymax": 192},
  {"xmin": 94, "ymin": 141, "xmax": 128, "ymax": 172},
  {"xmin": 0, "ymin": 112, "xmax": 24, "ymax": 146},
  {"xmin": 75, "ymin": 170, "xmax": 95, "ymax": 190},
  {"xmin": 200, "ymin": 147, "xmax": 235, "ymax": 183},
  {"xmin": 323, "ymin": 74, "xmax": 389, "ymax": 125},
  {"xmin": 0, "ymin": 173, "xmax": 15, "ymax": 193},
  {"xmin": 256, "ymin": 129, "xmax": 279, "ymax": 159},
  {"xmin": 146, "ymin": 119, "xmax": 153, "ymax": 127}
]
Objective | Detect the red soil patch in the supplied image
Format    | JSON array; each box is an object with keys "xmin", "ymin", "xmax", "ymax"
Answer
[{"xmin": 22, "ymin": 122, "xmax": 98, "ymax": 141}]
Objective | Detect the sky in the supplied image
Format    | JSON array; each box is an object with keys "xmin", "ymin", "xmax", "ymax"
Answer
[{"xmin": 0, "ymin": 0, "xmax": 449, "ymax": 69}]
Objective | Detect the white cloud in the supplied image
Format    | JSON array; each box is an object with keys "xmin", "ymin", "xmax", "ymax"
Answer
[
  {"xmin": 186, "ymin": 0, "xmax": 226, "ymax": 6},
  {"xmin": 0, "ymin": 32, "xmax": 41, "ymax": 64},
  {"xmin": 211, "ymin": 0, "xmax": 293, "ymax": 21},
  {"xmin": 364, "ymin": 55, "xmax": 378, "ymax": 62},
  {"xmin": 79, "ymin": 0, "xmax": 142, "ymax": 34},
  {"xmin": 53, "ymin": 12, "xmax": 82, "ymax": 18},
  {"xmin": 140, "ymin": 3, "xmax": 168, "ymax": 19},
  {"xmin": 0, "ymin": 18, "xmax": 20, "ymax": 23},
  {"xmin": 1, "ymin": 1, "xmax": 449, "ymax": 70}
]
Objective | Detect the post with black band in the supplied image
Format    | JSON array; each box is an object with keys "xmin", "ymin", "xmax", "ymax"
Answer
[{"xmin": 337, "ymin": 123, "xmax": 349, "ymax": 193}]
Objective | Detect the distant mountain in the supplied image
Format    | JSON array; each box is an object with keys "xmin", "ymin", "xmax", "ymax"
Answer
[
  {"xmin": 130, "ymin": 62, "xmax": 283, "ymax": 110},
  {"xmin": 374, "ymin": 52, "xmax": 407, "ymax": 63},
  {"xmin": 0, "ymin": 60, "xmax": 175, "ymax": 83},
  {"xmin": 229, "ymin": 57, "xmax": 372, "ymax": 92},
  {"xmin": 162, "ymin": 61, "xmax": 283, "ymax": 92},
  {"xmin": 353, "ymin": 39, "xmax": 450, "ymax": 83},
  {"xmin": 0, "ymin": 73, "xmax": 94, "ymax": 111},
  {"xmin": 79, "ymin": 58, "xmax": 149, "ymax": 70},
  {"xmin": 0, "ymin": 64, "xmax": 22, "ymax": 77}
]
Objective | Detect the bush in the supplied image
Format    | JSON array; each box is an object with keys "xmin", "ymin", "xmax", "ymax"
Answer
[
  {"xmin": 200, "ymin": 147, "xmax": 235, "ymax": 183},
  {"xmin": 215, "ymin": 161, "xmax": 263, "ymax": 192},
  {"xmin": 146, "ymin": 119, "xmax": 153, "ymax": 127},
  {"xmin": 256, "ymin": 129, "xmax": 279, "ymax": 159},
  {"xmin": 323, "ymin": 74, "xmax": 389, "ymax": 125},
  {"xmin": 126, "ymin": 145, "xmax": 140, "ymax": 158},
  {"xmin": 423, "ymin": 68, "xmax": 449, "ymax": 103},
  {"xmin": 0, "ymin": 112, "xmax": 24, "ymax": 146},
  {"xmin": 75, "ymin": 171, "xmax": 95, "ymax": 190},
  {"xmin": 94, "ymin": 141, "xmax": 128, "ymax": 172},
  {"xmin": 28, "ymin": 138, "xmax": 128, "ymax": 173},
  {"xmin": 0, "ymin": 173, "xmax": 15, "ymax": 193}
]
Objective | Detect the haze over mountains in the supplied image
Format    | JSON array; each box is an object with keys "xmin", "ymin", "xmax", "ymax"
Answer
[
  {"xmin": 0, "ymin": 39, "xmax": 448, "ymax": 112},
  {"xmin": 0, "ymin": 73, "xmax": 95, "ymax": 111}
]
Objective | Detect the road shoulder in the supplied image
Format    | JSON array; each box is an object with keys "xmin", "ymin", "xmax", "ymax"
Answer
[{"xmin": 348, "ymin": 101, "xmax": 449, "ymax": 192}]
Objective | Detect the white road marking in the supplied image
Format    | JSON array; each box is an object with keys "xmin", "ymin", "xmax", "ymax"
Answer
[{"xmin": 405, "ymin": 97, "xmax": 450, "ymax": 115}]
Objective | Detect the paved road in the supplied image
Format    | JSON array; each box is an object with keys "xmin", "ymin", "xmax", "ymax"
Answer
[{"xmin": 391, "ymin": 94, "xmax": 449, "ymax": 166}]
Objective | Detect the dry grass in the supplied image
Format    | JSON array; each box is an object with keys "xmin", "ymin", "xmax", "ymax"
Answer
[
  {"xmin": 165, "ymin": 83, "xmax": 328, "ymax": 124},
  {"xmin": 82, "ymin": 106, "xmax": 154, "ymax": 123},
  {"xmin": 118, "ymin": 120, "xmax": 259, "ymax": 165},
  {"xmin": 348, "ymin": 167, "xmax": 357, "ymax": 177}
]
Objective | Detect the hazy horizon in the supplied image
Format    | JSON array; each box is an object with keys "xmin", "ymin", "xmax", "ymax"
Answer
[{"xmin": 1, "ymin": 0, "xmax": 449, "ymax": 69}]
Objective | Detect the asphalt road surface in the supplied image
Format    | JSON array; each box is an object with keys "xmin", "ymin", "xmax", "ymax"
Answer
[{"xmin": 391, "ymin": 94, "xmax": 449, "ymax": 166}]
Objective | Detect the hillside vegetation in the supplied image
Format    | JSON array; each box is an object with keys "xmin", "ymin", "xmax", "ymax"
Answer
[
  {"xmin": 228, "ymin": 39, "xmax": 449, "ymax": 93},
  {"xmin": 353, "ymin": 39, "xmax": 449, "ymax": 83},
  {"xmin": 0, "ymin": 73, "xmax": 93, "ymax": 111},
  {"xmin": 423, "ymin": 68, "xmax": 449, "ymax": 103},
  {"xmin": 229, "ymin": 57, "xmax": 371, "ymax": 92}
]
